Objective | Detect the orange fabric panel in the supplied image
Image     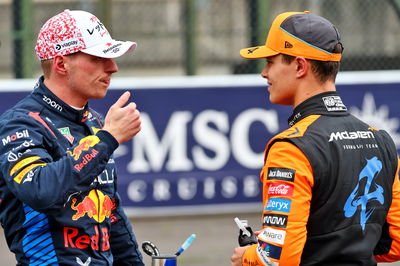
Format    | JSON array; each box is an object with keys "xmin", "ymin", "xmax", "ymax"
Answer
[
  {"xmin": 242, "ymin": 244, "xmax": 264, "ymax": 265},
  {"xmin": 375, "ymin": 159, "xmax": 400, "ymax": 262},
  {"xmin": 243, "ymin": 141, "xmax": 314, "ymax": 265}
]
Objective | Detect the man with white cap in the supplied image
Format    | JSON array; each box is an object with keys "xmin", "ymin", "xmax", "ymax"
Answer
[
  {"xmin": 0, "ymin": 10, "xmax": 144, "ymax": 265},
  {"xmin": 231, "ymin": 11, "xmax": 400, "ymax": 265}
]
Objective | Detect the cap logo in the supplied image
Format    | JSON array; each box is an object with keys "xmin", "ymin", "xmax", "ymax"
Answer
[
  {"xmin": 87, "ymin": 20, "xmax": 107, "ymax": 37},
  {"xmin": 247, "ymin": 47, "xmax": 259, "ymax": 54},
  {"xmin": 54, "ymin": 38, "xmax": 80, "ymax": 52},
  {"xmin": 284, "ymin": 41, "xmax": 293, "ymax": 49},
  {"xmin": 103, "ymin": 43, "xmax": 122, "ymax": 54}
]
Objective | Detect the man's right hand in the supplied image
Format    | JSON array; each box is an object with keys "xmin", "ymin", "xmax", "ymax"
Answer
[{"xmin": 103, "ymin": 91, "xmax": 141, "ymax": 144}]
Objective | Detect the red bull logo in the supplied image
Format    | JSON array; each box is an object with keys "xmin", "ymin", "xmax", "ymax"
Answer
[
  {"xmin": 81, "ymin": 111, "xmax": 90, "ymax": 122},
  {"xmin": 67, "ymin": 135, "xmax": 100, "ymax": 160},
  {"xmin": 64, "ymin": 226, "xmax": 110, "ymax": 251},
  {"xmin": 71, "ymin": 189, "xmax": 115, "ymax": 223},
  {"xmin": 73, "ymin": 149, "xmax": 99, "ymax": 172}
]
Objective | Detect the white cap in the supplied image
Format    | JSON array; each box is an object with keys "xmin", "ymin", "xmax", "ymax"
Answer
[{"xmin": 35, "ymin": 9, "xmax": 137, "ymax": 60}]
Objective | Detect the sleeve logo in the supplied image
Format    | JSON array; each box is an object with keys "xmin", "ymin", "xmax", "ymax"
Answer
[
  {"xmin": 267, "ymin": 182, "xmax": 294, "ymax": 197},
  {"xmin": 267, "ymin": 167, "xmax": 295, "ymax": 182},
  {"xmin": 259, "ymin": 228, "xmax": 286, "ymax": 245},
  {"xmin": 263, "ymin": 213, "xmax": 288, "ymax": 228},
  {"xmin": 265, "ymin": 198, "xmax": 292, "ymax": 213}
]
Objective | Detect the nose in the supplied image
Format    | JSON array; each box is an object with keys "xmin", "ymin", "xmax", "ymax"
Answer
[
  {"xmin": 260, "ymin": 63, "xmax": 268, "ymax": 79},
  {"xmin": 105, "ymin": 58, "xmax": 118, "ymax": 74}
]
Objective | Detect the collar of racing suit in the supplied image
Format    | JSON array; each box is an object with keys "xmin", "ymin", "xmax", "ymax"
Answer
[
  {"xmin": 287, "ymin": 91, "xmax": 349, "ymax": 127},
  {"xmin": 31, "ymin": 76, "xmax": 92, "ymax": 124}
]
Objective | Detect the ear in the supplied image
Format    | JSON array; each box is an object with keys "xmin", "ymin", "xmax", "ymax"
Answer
[
  {"xmin": 294, "ymin": 56, "xmax": 309, "ymax": 78},
  {"xmin": 52, "ymin": 55, "xmax": 68, "ymax": 76}
]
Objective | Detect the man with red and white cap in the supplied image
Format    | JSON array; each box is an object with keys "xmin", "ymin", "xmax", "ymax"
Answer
[
  {"xmin": 231, "ymin": 11, "xmax": 400, "ymax": 265},
  {"xmin": 0, "ymin": 10, "xmax": 144, "ymax": 265}
]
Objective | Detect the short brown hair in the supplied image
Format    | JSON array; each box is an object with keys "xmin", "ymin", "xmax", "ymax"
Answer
[
  {"xmin": 281, "ymin": 43, "xmax": 343, "ymax": 83},
  {"xmin": 40, "ymin": 59, "xmax": 52, "ymax": 79}
]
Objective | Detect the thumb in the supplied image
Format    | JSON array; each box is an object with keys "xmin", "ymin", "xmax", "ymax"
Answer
[{"xmin": 113, "ymin": 91, "xmax": 131, "ymax": 109}]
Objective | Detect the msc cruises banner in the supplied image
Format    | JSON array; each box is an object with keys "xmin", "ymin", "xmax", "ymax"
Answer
[{"xmin": 0, "ymin": 72, "xmax": 399, "ymax": 216}]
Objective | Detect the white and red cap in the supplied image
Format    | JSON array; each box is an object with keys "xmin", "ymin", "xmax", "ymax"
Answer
[{"xmin": 35, "ymin": 9, "xmax": 137, "ymax": 61}]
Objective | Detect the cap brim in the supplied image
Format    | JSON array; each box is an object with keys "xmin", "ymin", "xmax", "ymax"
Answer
[
  {"xmin": 239, "ymin": 45, "xmax": 279, "ymax": 59},
  {"xmin": 81, "ymin": 40, "xmax": 137, "ymax": 58}
]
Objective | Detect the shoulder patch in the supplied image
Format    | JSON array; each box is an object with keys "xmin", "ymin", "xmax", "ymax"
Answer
[{"xmin": 267, "ymin": 167, "xmax": 295, "ymax": 182}]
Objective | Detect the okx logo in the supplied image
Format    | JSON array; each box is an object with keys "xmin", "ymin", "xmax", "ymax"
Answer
[{"xmin": 343, "ymin": 157, "xmax": 384, "ymax": 231}]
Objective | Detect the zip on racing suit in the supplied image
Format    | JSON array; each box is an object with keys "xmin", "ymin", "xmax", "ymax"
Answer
[
  {"xmin": 0, "ymin": 77, "xmax": 144, "ymax": 265},
  {"xmin": 242, "ymin": 91, "xmax": 400, "ymax": 266}
]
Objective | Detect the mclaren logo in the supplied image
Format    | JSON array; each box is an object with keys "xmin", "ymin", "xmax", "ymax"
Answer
[{"xmin": 329, "ymin": 131, "xmax": 375, "ymax": 142}]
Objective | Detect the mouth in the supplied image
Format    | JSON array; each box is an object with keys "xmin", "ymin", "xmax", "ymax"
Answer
[{"xmin": 99, "ymin": 78, "xmax": 111, "ymax": 86}]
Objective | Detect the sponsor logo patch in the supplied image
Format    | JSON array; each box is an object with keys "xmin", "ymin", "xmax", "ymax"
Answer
[
  {"xmin": 343, "ymin": 156, "xmax": 384, "ymax": 231},
  {"xmin": 73, "ymin": 149, "xmax": 99, "ymax": 172},
  {"xmin": 103, "ymin": 43, "xmax": 122, "ymax": 54},
  {"xmin": 67, "ymin": 135, "xmax": 100, "ymax": 160},
  {"xmin": 267, "ymin": 167, "xmax": 295, "ymax": 182},
  {"xmin": 70, "ymin": 189, "xmax": 115, "ymax": 223},
  {"xmin": 76, "ymin": 257, "xmax": 91, "ymax": 266},
  {"xmin": 328, "ymin": 130, "xmax": 375, "ymax": 142},
  {"xmin": 284, "ymin": 41, "xmax": 293, "ymax": 48},
  {"xmin": 10, "ymin": 156, "xmax": 41, "ymax": 176},
  {"xmin": 258, "ymin": 240, "xmax": 282, "ymax": 260},
  {"xmin": 42, "ymin": 95, "xmax": 62, "ymax": 112},
  {"xmin": 58, "ymin": 127, "xmax": 74, "ymax": 144},
  {"xmin": 7, "ymin": 149, "xmax": 32, "ymax": 162},
  {"xmin": 247, "ymin": 47, "xmax": 259, "ymax": 54},
  {"xmin": 259, "ymin": 228, "xmax": 286, "ymax": 245},
  {"xmin": 13, "ymin": 163, "xmax": 45, "ymax": 184},
  {"xmin": 322, "ymin": 95, "xmax": 347, "ymax": 111},
  {"xmin": 268, "ymin": 182, "xmax": 294, "ymax": 197},
  {"xmin": 64, "ymin": 225, "xmax": 110, "ymax": 251},
  {"xmin": 265, "ymin": 198, "xmax": 292, "ymax": 213},
  {"xmin": 263, "ymin": 213, "xmax": 288, "ymax": 228},
  {"xmin": 2, "ymin": 130, "xmax": 29, "ymax": 146},
  {"xmin": 55, "ymin": 38, "xmax": 80, "ymax": 52}
]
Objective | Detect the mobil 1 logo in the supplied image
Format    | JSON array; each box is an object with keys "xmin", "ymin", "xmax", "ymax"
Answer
[
  {"xmin": 267, "ymin": 167, "xmax": 295, "ymax": 182},
  {"xmin": 263, "ymin": 213, "xmax": 288, "ymax": 228}
]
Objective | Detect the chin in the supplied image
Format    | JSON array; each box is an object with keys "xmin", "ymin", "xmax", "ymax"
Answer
[{"xmin": 269, "ymin": 97, "xmax": 288, "ymax": 106}]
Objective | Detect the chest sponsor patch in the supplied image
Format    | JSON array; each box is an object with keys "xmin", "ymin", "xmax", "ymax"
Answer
[
  {"xmin": 267, "ymin": 182, "xmax": 294, "ymax": 197},
  {"xmin": 265, "ymin": 198, "xmax": 292, "ymax": 213},
  {"xmin": 257, "ymin": 240, "xmax": 282, "ymax": 261},
  {"xmin": 58, "ymin": 127, "xmax": 74, "ymax": 144},
  {"xmin": 259, "ymin": 228, "xmax": 286, "ymax": 245},
  {"xmin": 267, "ymin": 167, "xmax": 295, "ymax": 182},
  {"xmin": 263, "ymin": 213, "xmax": 288, "ymax": 228}
]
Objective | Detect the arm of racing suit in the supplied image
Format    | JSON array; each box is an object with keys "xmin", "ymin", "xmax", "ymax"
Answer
[
  {"xmin": 110, "ymin": 191, "xmax": 144, "ymax": 265},
  {"xmin": 374, "ymin": 158, "xmax": 400, "ymax": 262},
  {"xmin": 242, "ymin": 140, "xmax": 314, "ymax": 265},
  {"xmin": 0, "ymin": 116, "xmax": 118, "ymax": 211}
]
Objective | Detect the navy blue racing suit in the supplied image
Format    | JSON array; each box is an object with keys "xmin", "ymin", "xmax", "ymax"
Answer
[{"xmin": 0, "ymin": 77, "xmax": 144, "ymax": 265}]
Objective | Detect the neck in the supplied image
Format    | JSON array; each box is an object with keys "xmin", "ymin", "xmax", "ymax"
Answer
[{"xmin": 293, "ymin": 79, "xmax": 336, "ymax": 108}]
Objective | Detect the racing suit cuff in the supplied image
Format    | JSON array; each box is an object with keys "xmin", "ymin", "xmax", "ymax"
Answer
[{"xmin": 96, "ymin": 130, "xmax": 119, "ymax": 154}]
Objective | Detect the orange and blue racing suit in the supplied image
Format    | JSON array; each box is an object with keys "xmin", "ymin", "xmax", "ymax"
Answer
[{"xmin": 242, "ymin": 91, "xmax": 400, "ymax": 266}]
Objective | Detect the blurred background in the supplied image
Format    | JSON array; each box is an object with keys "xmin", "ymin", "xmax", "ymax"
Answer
[
  {"xmin": 1, "ymin": 0, "xmax": 400, "ymax": 265},
  {"xmin": 1, "ymin": 0, "xmax": 400, "ymax": 78}
]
